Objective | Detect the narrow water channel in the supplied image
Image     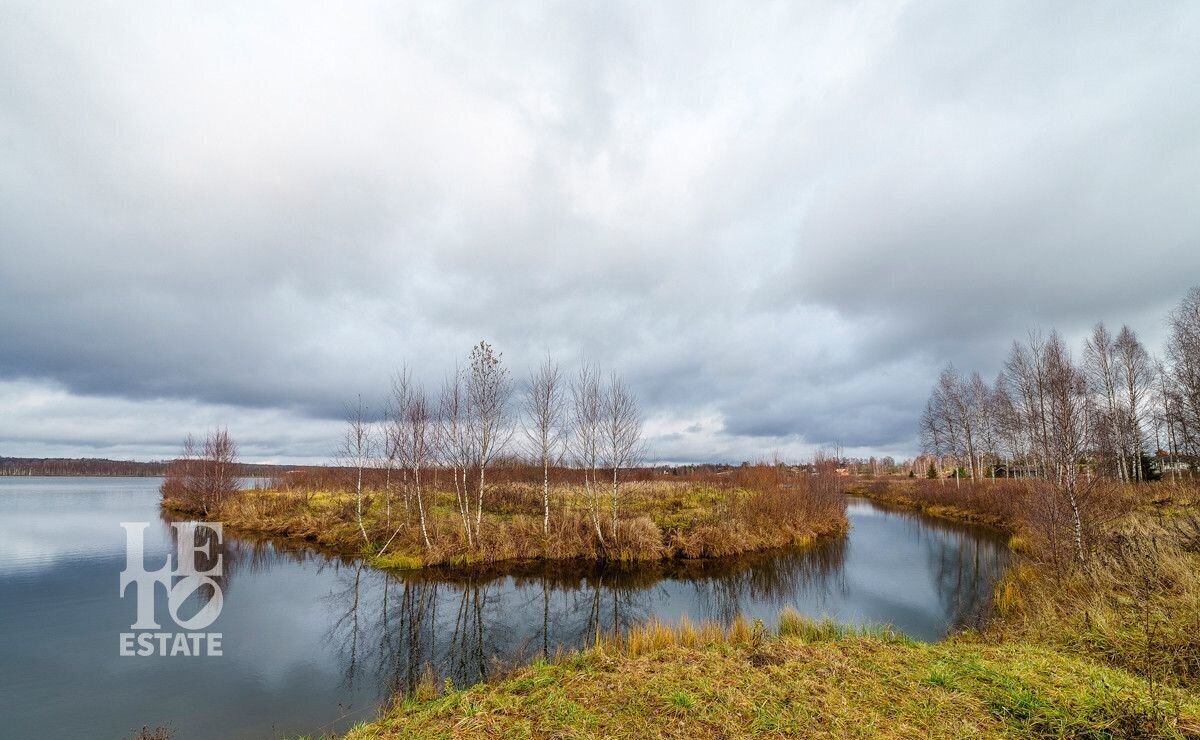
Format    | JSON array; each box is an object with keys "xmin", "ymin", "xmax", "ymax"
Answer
[{"xmin": 0, "ymin": 478, "xmax": 1010, "ymax": 738}]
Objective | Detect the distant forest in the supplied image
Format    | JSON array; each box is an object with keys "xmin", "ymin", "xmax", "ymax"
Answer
[{"xmin": 0, "ymin": 457, "xmax": 295, "ymax": 477}]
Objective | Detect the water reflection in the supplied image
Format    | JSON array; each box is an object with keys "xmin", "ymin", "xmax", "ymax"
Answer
[
  {"xmin": 0, "ymin": 480, "xmax": 1010, "ymax": 738},
  {"xmin": 313, "ymin": 502, "xmax": 1008, "ymax": 698},
  {"xmin": 851, "ymin": 500, "xmax": 1011, "ymax": 633}
]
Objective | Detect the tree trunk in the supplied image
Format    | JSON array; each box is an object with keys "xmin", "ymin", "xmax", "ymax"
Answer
[
  {"xmin": 415, "ymin": 465, "xmax": 431, "ymax": 549},
  {"xmin": 384, "ymin": 465, "xmax": 392, "ymax": 527},
  {"xmin": 542, "ymin": 455, "xmax": 550, "ymax": 535},
  {"xmin": 356, "ymin": 466, "xmax": 369, "ymax": 544},
  {"xmin": 475, "ymin": 465, "xmax": 486, "ymax": 542},
  {"xmin": 611, "ymin": 465, "xmax": 619, "ymax": 544},
  {"xmin": 1066, "ymin": 485, "xmax": 1085, "ymax": 564},
  {"xmin": 454, "ymin": 466, "xmax": 473, "ymax": 548},
  {"xmin": 587, "ymin": 465, "xmax": 605, "ymax": 549}
]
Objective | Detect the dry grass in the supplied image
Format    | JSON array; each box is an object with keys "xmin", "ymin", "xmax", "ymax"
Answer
[
  {"xmin": 163, "ymin": 468, "xmax": 848, "ymax": 570},
  {"xmin": 346, "ymin": 611, "xmax": 1200, "ymax": 739},
  {"xmin": 855, "ymin": 478, "xmax": 1200, "ymax": 693},
  {"xmin": 850, "ymin": 478, "xmax": 1030, "ymax": 532},
  {"xmin": 992, "ymin": 500, "xmax": 1200, "ymax": 692}
]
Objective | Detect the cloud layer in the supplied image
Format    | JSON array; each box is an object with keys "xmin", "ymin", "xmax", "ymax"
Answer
[{"xmin": 2, "ymin": 1, "xmax": 1198, "ymax": 463}]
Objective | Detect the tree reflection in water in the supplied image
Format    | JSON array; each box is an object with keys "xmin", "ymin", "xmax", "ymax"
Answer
[
  {"xmin": 859, "ymin": 503, "xmax": 1012, "ymax": 632},
  {"xmin": 208, "ymin": 498, "xmax": 1011, "ymax": 700}
]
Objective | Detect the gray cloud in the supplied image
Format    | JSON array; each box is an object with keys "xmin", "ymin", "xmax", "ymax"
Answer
[{"xmin": 1, "ymin": 1, "xmax": 1198, "ymax": 463}]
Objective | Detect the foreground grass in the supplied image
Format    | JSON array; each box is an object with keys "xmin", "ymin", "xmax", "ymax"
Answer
[{"xmin": 346, "ymin": 615, "xmax": 1200, "ymax": 739}]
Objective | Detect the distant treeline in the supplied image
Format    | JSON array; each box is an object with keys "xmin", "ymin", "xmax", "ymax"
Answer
[
  {"xmin": 0, "ymin": 457, "xmax": 302, "ymax": 478},
  {"xmin": 0, "ymin": 455, "xmax": 762, "ymax": 480}
]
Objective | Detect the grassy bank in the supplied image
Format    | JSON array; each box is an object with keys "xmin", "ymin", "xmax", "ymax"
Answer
[
  {"xmin": 853, "ymin": 479, "xmax": 1200, "ymax": 693},
  {"xmin": 847, "ymin": 479, "xmax": 1023, "ymax": 534},
  {"xmin": 345, "ymin": 613, "xmax": 1200, "ymax": 739},
  {"xmin": 163, "ymin": 472, "xmax": 847, "ymax": 570}
]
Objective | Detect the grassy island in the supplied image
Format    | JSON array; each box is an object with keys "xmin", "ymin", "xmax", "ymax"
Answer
[{"xmin": 162, "ymin": 464, "xmax": 848, "ymax": 570}]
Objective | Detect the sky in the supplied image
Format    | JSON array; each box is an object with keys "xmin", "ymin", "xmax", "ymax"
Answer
[{"xmin": 1, "ymin": 1, "xmax": 1198, "ymax": 465}]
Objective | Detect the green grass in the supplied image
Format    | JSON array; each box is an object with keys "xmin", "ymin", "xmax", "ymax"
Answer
[{"xmin": 345, "ymin": 619, "xmax": 1200, "ymax": 739}]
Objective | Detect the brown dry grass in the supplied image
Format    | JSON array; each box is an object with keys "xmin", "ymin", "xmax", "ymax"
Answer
[
  {"xmin": 163, "ymin": 465, "xmax": 848, "ymax": 570},
  {"xmin": 855, "ymin": 477, "xmax": 1200, "ymax": 693}
]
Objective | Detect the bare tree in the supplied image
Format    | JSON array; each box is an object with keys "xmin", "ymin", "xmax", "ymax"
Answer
[
  {"xmin": 381, "ymin": 380, "xmax": 406, "ymax": 527},
  {"xmin": 1004, "ymin": 332, "xmax": 1056, "ymax": 479},
  {"xmin": 1041, "ymin": 332, "xmax": 1094, "ymax": 563},
  {"xmin": 1114, "ymin": 325, "xmax": 1152, "ymax": 482},
  {"xmin": 522, "ymin": 354, "xmax": 565, "ymax": 535},
  {"xmin": 402, "ymin": 382, "xmax": 435, "ymax": 549},
  {"xmin": 919, "ymin": 399, "xmax": 945, "ymax": 483},
  {"xmin": 467, "ymin": 340, "xmax": 511, "ymax": 542},
  {"xmin": 970, "ymin": 371, "xmax": 1000, "ymax": 480},
  {"xmin": 340, "ymin": 397, "xmax": 376, "ymax": 546},
  {"xmin": 570, "ymin": 363, "xmax": 605, "ymax": 546},
  {"xmin": 388, "ymin": 369, "xmax": 416, "ymax": 525},
  {"xmin": 1155, "ymin": 359, "xmax": 1183, "ymax": 481},
  {"xmin": 1168, "ymin": 287, "xmax": 1200, "ymax": 461},
  {"xmin": 992, "ymin": 373, "xmax": 1023, "ymax": 477},
  {"xmin": 602, "ymin": 373, "xmax": 643, "ymax": 542},
  {"xmin": 199, "ymin": 428, "xmax": 239, "ymax": 514},
  {"xmin": 922, "ymin": 365, "xmax": 979, "ymax": 482},
  {"xmin": 1084, "ymin": 322, "xmax": 1127, "ymax": 481},
  {"xmin": 438, "ymin": 366, "xmax": 475, "ymax": 547},
  {"xmin": 161, "ymin": 428, "xmax": 240, "ymax": 515}
]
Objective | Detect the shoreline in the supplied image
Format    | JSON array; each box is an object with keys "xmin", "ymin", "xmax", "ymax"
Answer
[{"xmin": 846, "ymin": 483, "xmax": 1016, "ymax": 535}]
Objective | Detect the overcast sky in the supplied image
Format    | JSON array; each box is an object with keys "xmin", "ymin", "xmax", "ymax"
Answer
[{"xmin": 2, "ymin": 1, "xmax": 1198, "ymax": 464}]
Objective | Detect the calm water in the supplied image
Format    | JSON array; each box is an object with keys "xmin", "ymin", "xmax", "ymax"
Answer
[{"xmin": 0, "ymin": 477, "xmax": 1010, "ymax": 739}]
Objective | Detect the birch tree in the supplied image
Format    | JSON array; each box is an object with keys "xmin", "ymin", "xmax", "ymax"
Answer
[
  {"xmin": 919, "ymin": 397, "xmax": 947, "ymax": 483},
  {"xmin": 467, "ymin": 341, "xmax": 511, "ymax": 541},
  {"xmin": 922, "ymin": 365, "xmax": 979, "ymax": 481},
  {"xmin": 570, "ymin": 363, "xmax": 605, "ymax": 546},
  {"xmin": 382, "ymin": 374, "xmax": 410, "ymax": 527},
  {"xmin": 1167, "ymin": 287, "xmax": 1200, "ymax": 459},
  {"xmin": 1156, "ymin": 359, "xmax": 1184, "ymax": 480},
  {"xmin": 1004, "ymin": 333, "xmax": 1054, "ymax": 479},
  {"xmin": 1042, "ymin": 333, "xmax": 1094, "ymax": 562},
  {"xmin": 340, "ymin": 397, "xmax": 376, "ymax": 546},
  {"xmin": 969, "ymin": 371, "xmax": 999, "ymax": 479},
  {"xmin": 602, "ymin": 373, "xmax": 643, "ymax": 542},
  {"xmin": 438, "ymin": 367, "xmax": 475, "ymax": 547},
  {"xmin": 522, "ymin": 355, "xmax": 565, "ymax": 535},
  {"xmin": 401, "ymin": 381, "xmax": 434, "ymax": 549},
  {"xmin": 388, "ymin": 367, "xmax": 420, "ymax": 525},
  {"xmin": 1084, "ymin": 323, "xmax": 1127, "ymax": 480},
  {"xmin": 1114, "ymin": 325, "xmax": 1152, "ymax": 482}
]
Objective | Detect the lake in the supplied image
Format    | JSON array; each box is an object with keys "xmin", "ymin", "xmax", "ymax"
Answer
[{"xmin": 0, "ymin": 477, "xmax": 1010, "ymax": 738}]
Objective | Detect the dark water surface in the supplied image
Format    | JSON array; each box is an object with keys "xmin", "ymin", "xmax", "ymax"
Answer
[{"xmin": 0, "ymin": 477, "xmax": 1010, "ymax": 739}]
